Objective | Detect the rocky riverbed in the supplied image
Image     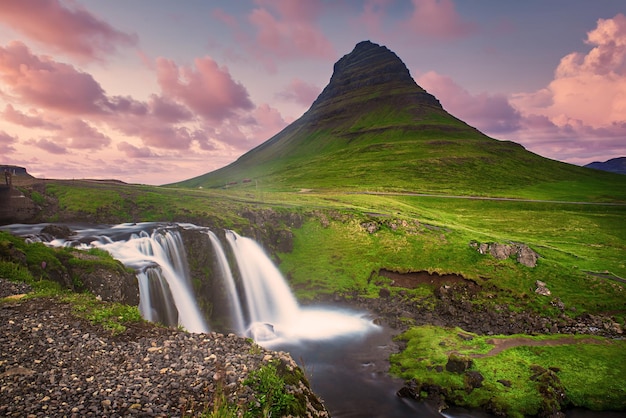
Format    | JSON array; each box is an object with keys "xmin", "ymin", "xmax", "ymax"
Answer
[{"xmin": 0, "ymin": 282, "xmax": 328, "ymax": 417}]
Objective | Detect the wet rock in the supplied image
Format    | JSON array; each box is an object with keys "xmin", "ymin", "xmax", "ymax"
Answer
[{"xmin": 41, "ymin": 224, "xmax": 73, "ymax": 239}]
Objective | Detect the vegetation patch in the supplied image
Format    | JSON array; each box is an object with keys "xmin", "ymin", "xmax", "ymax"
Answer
[{"xmin": 391, "ymin": 325, "xmax": 626, "ymax": 417}]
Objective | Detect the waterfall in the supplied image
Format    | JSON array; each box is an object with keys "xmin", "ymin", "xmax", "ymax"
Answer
[
  {"xmin": 3, "ymin": 222, "xmax": 378, "ymax": 345},
  {"xmin": 205, "ymin": 230, "xmax": 245, "ymax": 334},
  {"xmin": 225, "ymin": 230, "xmax": 300, "ymax": 336},
  {"xmin": 93, "ymin": 226, "xmax": 209, "ymax": 333}
]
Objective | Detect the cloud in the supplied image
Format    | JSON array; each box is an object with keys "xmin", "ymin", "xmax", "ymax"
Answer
[
  {"xmin": 0, "ymin": 41, "xmax": 110, "ymax": 114},
  {"xmin": 211, "ymin": 0, "xmax": 335, "ymax": 71},
  {"xmin": 117, "ymin": 141, "xmax": 158, "ymax": 158},
  {"xmin": 511, "ymin": 14, "xmax": 626, "ymax": 128},
  {"xmin": 403, "ymin": 0, "xmax": 477, "ymax": 39},
  {"xmin": 63, "ymin": 119, "xmax": 111, "ymax": 150},
  {"xmin": 156, "ymin": 56, "xmax": 254, "ymax": 122},
  {"xmin": 0, "ymin": 0, "xmax": 137, "ymax": 62},
  {"xmin": 2, "ymin": 104, "xmax": 61, "ymax": 130},
  {"xmin": 250, "ymin": 103, "xmax": 288, "ymax": 142},
  {"xmin": 148, "ymin": 94, "xmax": 194, "ymax": 123},
  {"xmin": 505, "ymin": 14, "xmax": 626, "ymax": 163},
  {"xmin": 25, "ymin": 138, "xmax": 67, "ymax": 155},
  {"xmin": 0, "ymin": 130, "xmax": 17, "ymax": 153},
  {"xmin": 276, "ymin": 78, "xmax": 321, "ymax": 107},
  {"xmin": 416, "ymin": 71, "xmax": 522, "ymax": 134},
  {"xmin": 352, "ymin": 0, "xmax": 477, "ymax": 47},
  {"xmin": 248, "ymin": 1, "xmax": 335, "ymax": 61}
]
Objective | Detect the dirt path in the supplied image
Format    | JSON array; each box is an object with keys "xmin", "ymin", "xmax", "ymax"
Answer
[{"xmin": 472, "ymin": 336, "xmax": 605, "ymax": 358}]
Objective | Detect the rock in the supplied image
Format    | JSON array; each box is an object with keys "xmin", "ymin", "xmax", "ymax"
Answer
[
  {"xmin": 535, "ymin": 281, "xmax": 551, "ymax": 296},
  {"xmin": 445, "ymin": 353, "xmax": 473, "ymax": 374},
  {"xmin": 472, "ymin": 241, "xmax": 539, "ymax": 267},
  {"xmin": 41, "ymin": 224, "xmax": 73, "ymax": 239},
  {"xmin": 490, "ymin": 243, "xmax": 515, "ymax": 260},
  {"xmin": 517, "ymin": 245, "xmax": 539, "ymax": 267},
  {"xmin": 465, "ymin": 370, "xmax": 484, "ymax": 390}
]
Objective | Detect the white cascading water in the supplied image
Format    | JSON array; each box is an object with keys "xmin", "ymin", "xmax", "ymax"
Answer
[
  {"xmin": 93, "ymin": 226, "xmax": 209, "ymax": 333},
  {"xmin": 224, "ymin": 230, "xmax": 378, "ymax": 346},
  {"xmin": 204, "ymin": 230, "xmax": 245, "ymax": 334}
]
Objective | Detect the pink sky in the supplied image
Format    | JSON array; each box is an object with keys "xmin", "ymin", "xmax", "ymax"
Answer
[{"xmin": 0, "ymin": 1, "xmax": 625, "ymax": 184}]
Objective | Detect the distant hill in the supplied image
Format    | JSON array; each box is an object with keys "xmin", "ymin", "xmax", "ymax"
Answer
[
  {"xmin": 585, "ymin": 157, "xmax": 626, "ymax": 175},
  {"xmin": 171, "ymin": 41, "xmax": 626, "ymax": 201}
]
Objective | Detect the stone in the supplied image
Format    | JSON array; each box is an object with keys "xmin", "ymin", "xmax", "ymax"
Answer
[
  {"xmin": 465, "ymin": 370, "xmax": 484, "ymax": 390},
  {"xmin": 445, "ymin": 354, "xmax": 473, "ymax": 374}
]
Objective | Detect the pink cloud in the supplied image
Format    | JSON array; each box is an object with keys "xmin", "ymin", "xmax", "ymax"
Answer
[
  {"xmin": 416, "ymin": 71, "xmax": 521, "ymax": 134},
  {"xmin": 109, "ymin": 112, "xmax": 194, "ymax": 150},
  {"xmin": 0, "ymin": 0, "xmax": 137, "ymax": 62},
  {"xmin": 353, "ymin": 0, "xmax": 393, "ymax": 39},
  {"xmin": 512, "ymin": 14, "xmax": 626, "ymax": 128},
  {"xmin": 505, "ymin": 14, "xmax": 626, "ymax": 163},
  {"xmin": 250, "ymin": 103, "xmax": 288, "ymax": 143},
  {"xmin": 212, "ymin": 8, "xmax": 239, "ymax": 28},
  {"xmin": 2, "ymin": 104, "xmax": 61, "ymax": 130},
  {"xmin": 0, "ymin": 130, "xmax": 17, "ymax": 153},
  {"xmin": 148, "ymin": 94, "xmax": 194, "ymax": 123},
  {"xmin": 26, "ymin": 138, "xmax": 67, "ymax": 155},
  {"xmin": 277, "ymin": 78, "xmax": 321, "ymax": 107},
  {"xmin": 0, "ymin": 41, "xmax": 109, "ymax": 114},
  {"xmin": 403, "ymin": 0, "xmax": 477, "ymax": 40},
  {"xmin": 63, "ymin": 119, "xmax": 111, "ymax": 150},
  {"xmin": 117, "ymin": 141, "xmax": 158, "ymax": 158},
  {"xmin": 248, "ymin": 3, "xmax": 335, "ymax": 60},
  {"xmin": 156, "ymin": 56, "xmax": 253, "ymax": 122}
]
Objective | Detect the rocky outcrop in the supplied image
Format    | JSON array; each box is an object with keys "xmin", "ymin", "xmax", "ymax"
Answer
[
  {"xmin": 70, "ymin": 251, "xmax": 139, "ymax": 305},
  {"xmin": 470, "ymin": 240, "xmax": 540, "ymax": 267},
  {"xmin": 310, "ymin": 40, "xmax": 442, "ymax": 118},
  {"xmin": 239, "ymin": 208, "xmax": 303, "ymax": 256}
]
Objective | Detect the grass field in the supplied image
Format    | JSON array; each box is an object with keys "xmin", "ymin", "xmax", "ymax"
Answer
[{"xmin": 7, "ymin": 175, "xmax": 626, "ymax": 415}]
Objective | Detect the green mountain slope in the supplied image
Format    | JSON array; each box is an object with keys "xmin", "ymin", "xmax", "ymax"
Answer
[{"xmin": 173, "ymin": 41, "xmax": 626, "ymax": 202}]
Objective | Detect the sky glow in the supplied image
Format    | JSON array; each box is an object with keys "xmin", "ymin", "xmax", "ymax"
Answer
[{"xmin": 0, "ymin": 1, "xmax": 625, "ymax": 185}]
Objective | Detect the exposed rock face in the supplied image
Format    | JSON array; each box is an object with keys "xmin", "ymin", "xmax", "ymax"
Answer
[
  {"xmin": 471, "ymin": 241, "xmax": 540, "ymax": 267},
  {"xmin": 304, "ymin": 41, "xmax": 444, "ymax": 131},
  {"xmin": 70, "ymin": 252, "xmax": 139, "ymax": 305},
  {"xmin": 311, "ymin": 40, "xmax": 441, "ymax": 114}
]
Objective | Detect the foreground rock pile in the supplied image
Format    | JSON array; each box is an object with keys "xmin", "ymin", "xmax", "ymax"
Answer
[{"xmin": 0, "ymin": 293, "xmax": 327, "ymax": 417}]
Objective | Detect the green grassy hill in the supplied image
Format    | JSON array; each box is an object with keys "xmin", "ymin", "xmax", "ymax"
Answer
[{"xmin": 172, "ymin": 41, "xmax": 625, "ymax": 203}]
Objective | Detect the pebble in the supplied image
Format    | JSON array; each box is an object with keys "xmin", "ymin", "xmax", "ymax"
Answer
[{"xmin": 0, "ymin": 296, "xmax": 328, "ymax": 417}]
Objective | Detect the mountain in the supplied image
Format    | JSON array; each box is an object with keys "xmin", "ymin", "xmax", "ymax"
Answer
[
  {"xmin": 173, "ymin": 41, "xmax": 625, "ymax": 200},
  {"xmin": 585, "ymin": 157, "xmax": 626, "ymax": 175}
]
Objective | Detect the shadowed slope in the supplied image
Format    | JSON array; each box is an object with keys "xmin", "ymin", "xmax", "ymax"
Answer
[{"xmin": 173, "ymin": 41, "xmax": 626, "ymax": 201}]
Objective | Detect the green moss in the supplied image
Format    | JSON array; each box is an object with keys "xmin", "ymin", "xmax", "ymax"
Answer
[{"xmin": 391, "ymin": 326, "xmax": 626, "ymax": 415}]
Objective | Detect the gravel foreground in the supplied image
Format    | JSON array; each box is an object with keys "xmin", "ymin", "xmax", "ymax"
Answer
[{"xmin": 0, "ymin": 289, "xmax": 328, "ymax": 417}]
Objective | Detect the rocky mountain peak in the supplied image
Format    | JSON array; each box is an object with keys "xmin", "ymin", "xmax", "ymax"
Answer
[{"xmin": 307, "ymin": 40, "xmax": 441, "ymax": 121}]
